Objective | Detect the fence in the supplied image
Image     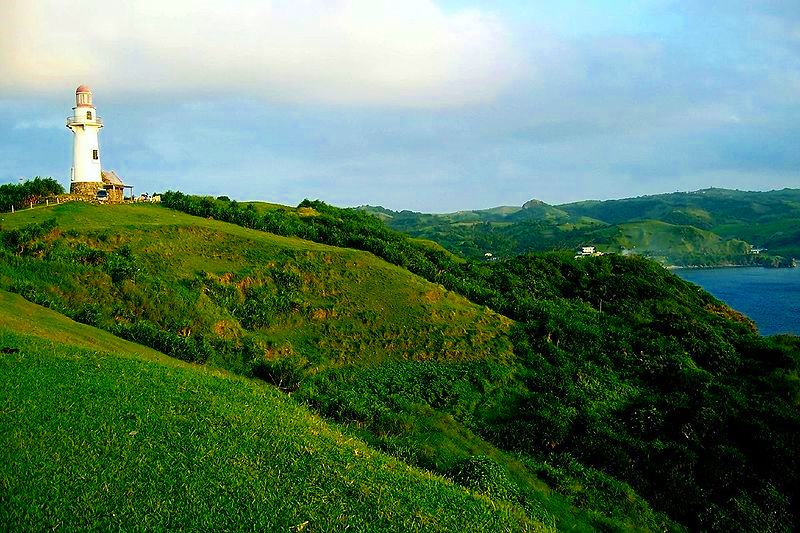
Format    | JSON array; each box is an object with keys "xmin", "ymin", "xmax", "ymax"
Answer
[
  {"xmin": 2, "ymin": 193, "xmax": 159, "ymax": 215},
  {"xmin": 1, "ymin": 194, "xmax": 111, "ymax": 214}
]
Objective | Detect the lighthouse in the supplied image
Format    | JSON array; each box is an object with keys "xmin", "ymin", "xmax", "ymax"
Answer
[{"xmin": 66, "ymin": 85, "xmax": 104, "ymax": 196}]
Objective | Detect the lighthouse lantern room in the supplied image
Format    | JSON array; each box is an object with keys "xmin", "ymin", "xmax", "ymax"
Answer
[{"xmin": 66, "ymin": 85, "xmax": 104, "ymax": 196}]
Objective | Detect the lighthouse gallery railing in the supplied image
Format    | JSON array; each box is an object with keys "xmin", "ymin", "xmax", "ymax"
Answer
[{"xmin": 66, "ymin": 116, "xmax": 103, "ymax": 127}]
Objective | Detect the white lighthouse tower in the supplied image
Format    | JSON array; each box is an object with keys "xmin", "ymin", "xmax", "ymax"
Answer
[{"xmin": 66, "ymin": 85, "xmax": 104, "ymax": 196}]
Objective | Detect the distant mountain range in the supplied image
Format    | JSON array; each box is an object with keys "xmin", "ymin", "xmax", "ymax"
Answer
[{"xmin": 362, "ymin": 188, "xmax": 800, "ymax": 266}]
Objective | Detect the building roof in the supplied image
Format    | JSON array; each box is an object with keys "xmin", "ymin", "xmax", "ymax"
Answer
[
  {"xmin": 101, "ymin": 170, "xmax": 130, "ymax": 187},
  {"xmin": 76, "ymin": 85, "xmax": 92, "ymax": 93}
]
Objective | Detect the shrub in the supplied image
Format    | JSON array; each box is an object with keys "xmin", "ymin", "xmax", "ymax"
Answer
[
  {"xmin": 448, "ymin": 455, "xmax": 519, "ymax": 502},
  {"xmin": 106, "ymin": 245, "xmax": 138, "ymax": 283},
  {"xmin": 252, "ymin": 356, "xmax": 304, "ymax": 392},
  {"xmin": 0, "ymin": 177, "xmax": 64, "ymax": 212},
  {"xmin": 2, "ymin": 218, "xmax": 58, "ymax": 256},
  {"xmin": 118, "ymin": 321, "xmax": 212, "ymax": 364}
]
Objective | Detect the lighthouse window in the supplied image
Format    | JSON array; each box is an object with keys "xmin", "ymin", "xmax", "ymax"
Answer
[
  {"xmin": 92, "ymin": 149, "xmax": 99, "ymax": 160},
  {"xmin": 86, "ymin": 111, "xmax": 92, "ymax": 120}
]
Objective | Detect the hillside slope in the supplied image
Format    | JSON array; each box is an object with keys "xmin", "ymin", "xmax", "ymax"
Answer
[
  {"xmin": 0, "ymin": 202, "xmax": 624, "ymax": 530},
  {"xmin": 0, "ymin": 289, "xmax": 537, "ymax": 531},
  {"xmin": 0, "ymin": 203, "xmax": 513, "ymax": 371},
  {"xmin": 156, "ymin": 193, "xmax": 800, "ymax": 531}
]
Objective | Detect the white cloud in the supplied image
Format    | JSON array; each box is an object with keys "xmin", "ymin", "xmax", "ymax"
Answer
[
  {"xmin": 13, "ymin": 118, "xmax": 64, "ymax": 130},
  {"xmin": 0, "ymin": 0, "xmax": 518, "ymax": 107}
]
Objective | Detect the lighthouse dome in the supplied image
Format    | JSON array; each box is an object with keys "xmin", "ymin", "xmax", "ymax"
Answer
[{"xmin": 75, "ymin": 85, "xmax": 94, "ymax": 107}]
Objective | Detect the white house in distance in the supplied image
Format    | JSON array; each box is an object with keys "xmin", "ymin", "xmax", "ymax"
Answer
[
  {"xmin": 575, "ymin": 245, "xmax": 604, "ymax": 258},
  {"xmin": 66, "ymin": 85, "xmax": 131, "ymax": 201}
]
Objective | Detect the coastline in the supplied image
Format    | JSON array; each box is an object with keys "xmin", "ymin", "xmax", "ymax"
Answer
[
  {"xmin": 665, "ymin": 263, "xmax": 789, "ymax": 270},
  {"xmin": 665, "ymin": 259, "xmax": 798, "ymax": 270},
  {"xmin": 673, "ymin": 266, "xmax": 800, "ymax": 335},
  {"xmin": 666, "ymin": 264, "xmax": 752, "ymax": 270}
]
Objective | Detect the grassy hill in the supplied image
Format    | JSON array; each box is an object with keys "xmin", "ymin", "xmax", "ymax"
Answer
[
  {"xmin": 0, "ymin": 202, "xmax": 647, "ymax": 530},
  {"xmin": 3, "ymin": 196, "xmax": 798, "ymax": 530},
  {"xmin": 0, "ymin": 290, "xmax": 536, "ymax": 530},
  {"xmin": 590, "ymin": 220, "xmax": 751, "ymax": 263},
  {"xmin": 363, "ymin": 188, "xmax": 800, "ymax": 265},
  {"xmin": 0, "ymin": 203, "xmax": 512, "ymax": 372},
  {"xmin": 562, "ymin": 188, "xmax": 800, "ymax": 259}
]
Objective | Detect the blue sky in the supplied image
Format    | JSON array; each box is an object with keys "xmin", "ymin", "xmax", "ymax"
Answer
[{"xmin": 1, "ymin": 1, "xmax": 798, "ymax": 211}]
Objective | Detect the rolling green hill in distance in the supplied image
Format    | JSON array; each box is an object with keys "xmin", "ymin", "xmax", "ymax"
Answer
[
  {"xmin": 2, "ymin": 196, "xmax": 798, "ymax": 530},
  {"xmin": 362, "ymin": 188, "xmax": 800, "ymax": 266}
]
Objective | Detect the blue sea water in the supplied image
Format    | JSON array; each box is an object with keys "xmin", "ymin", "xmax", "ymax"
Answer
[{"xmin": 674, "ymin": 267, "xmax": 800, "ymax": 336}]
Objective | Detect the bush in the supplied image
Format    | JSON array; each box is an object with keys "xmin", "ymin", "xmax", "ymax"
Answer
[
  {"xmin": 251, "ymin": 357, "xmax": 303, "ymax": 392},
  {"xmin": 448, "ymin": 456, "xmax": 519, "ymax": 502},
  {"xmin": 0, "ymin": 177, "xmax": 64, "ymax": 212},
  {"xmin": 106, "ymin": 245, "xmax": 139, "ymax": 283},
  {"xmin": 2, "ymin": 218, "xmax": 58, "ymax": 256},
  {"xmin": 118, "ymin": 321, "xmax": 212, "ymax": 364}
]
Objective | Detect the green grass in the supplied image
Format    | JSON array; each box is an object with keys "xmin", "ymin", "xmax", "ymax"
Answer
[
  {"xmin": 0, "ymin": 290, "xmax": 540, "ymax": 531},
  {"xmin": 242, "ymin": 200, "xmax": 295, "ymax": 213},
  {"xmin": 1, "ymin": 202, "xmax": 324, "ymax": 250},
  {"xmin": 0, "ymin": 288, "xmax": 171, "ymax": 361}
]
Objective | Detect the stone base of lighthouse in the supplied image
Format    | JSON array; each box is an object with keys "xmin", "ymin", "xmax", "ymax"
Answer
[{"xmin": 70, "ymin": 181, "xmax": 104, "ymax": 198}]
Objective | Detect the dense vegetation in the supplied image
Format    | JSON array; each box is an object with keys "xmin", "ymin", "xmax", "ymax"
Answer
[
  {"xmin": 0, "ymin": 290, "xmax": 534, "ymax": 531},
  {"xmin": 2, "ymin": 195, "xmax": 798, "ymax": 530},
  {"xmin": 161, "ymin": 192, "xmax": 800, "ymax": 530},
  {"xmin": 0, "ymin": 177, "xmax": 64, "ymax": 212},
  {"xmin": 362, "ymin": 188, "xmax": 800, "ymax": 266}
]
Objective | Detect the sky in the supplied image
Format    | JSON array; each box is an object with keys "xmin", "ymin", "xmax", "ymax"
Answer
[{"xmin": 1, "ymin": 1, "xmax": 799, "ymax": 212}]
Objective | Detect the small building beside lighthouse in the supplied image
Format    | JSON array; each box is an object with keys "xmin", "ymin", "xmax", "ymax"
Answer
[{"xmin": 66, "ymin": 85, "xmax": 131, "ymax": 201}]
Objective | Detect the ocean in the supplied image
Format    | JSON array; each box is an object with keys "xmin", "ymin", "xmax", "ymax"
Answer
[{"xmin": 674, "ymin": 267, "xmax": 800, "ymax": 336}]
